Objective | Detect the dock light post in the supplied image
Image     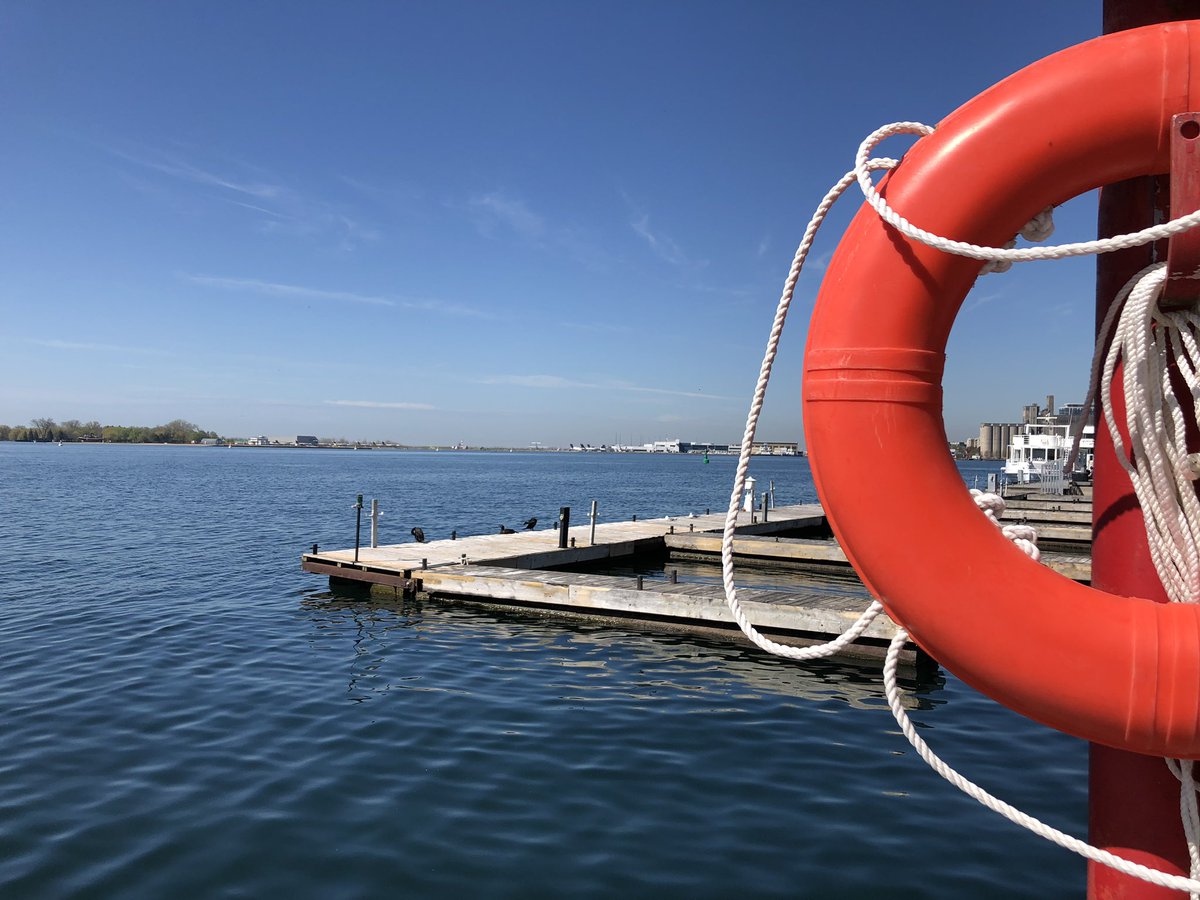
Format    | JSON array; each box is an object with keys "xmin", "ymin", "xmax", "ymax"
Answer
[
  {"xmin": 743, "ymin": 476, "xmax": 756, "ymax": 514},
  {"xmin": 353, "ymin": 494, "xmax": 363, "ymax": 563},
  {"xmin": 558, "ymin": 506, "xmax": 571, "ymax": 549}
]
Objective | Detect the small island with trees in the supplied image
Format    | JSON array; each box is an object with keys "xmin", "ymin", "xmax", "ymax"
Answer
[{"xmin": 0, "ymin": 418, "xmax": 219, "ymax": 444}]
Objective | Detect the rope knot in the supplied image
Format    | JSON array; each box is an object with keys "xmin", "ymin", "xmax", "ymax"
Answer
[{"xmin": 1020, "ymin": 206, "xmax": 1056, "ymax": 242}]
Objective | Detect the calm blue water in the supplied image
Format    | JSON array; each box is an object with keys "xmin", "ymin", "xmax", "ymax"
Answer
[{"xmin": 0, "ymin": 444, "xmax": 1084, "ymax": 897}]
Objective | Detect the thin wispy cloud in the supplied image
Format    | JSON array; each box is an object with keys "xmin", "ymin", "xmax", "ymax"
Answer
[
  {"xmin": 480, "ymin": 374, "xmax": 730, "ymax": 401},
  {"xmin": 25, "ymin": 338, "xmax": 168, "ymax": 356},
  {"xmin": 105, "ymin": 143, "xmax": 379, "ymax": 251},
  {"xmin": 630, "ymin": 213, "xmax": 691, "ymax": 267},
  {"xmin": 964, "ymin": 290, "xmax": 1002, "ymax": 312},
  {"xmin": 185, "ymin": 273, "xmax": 494, "ymax": 319},
  {"xmin": 185, "ymin": 274, "xmax": 395, "ymax": 307},
  {"xmin": 106, "ymin": 145, "xmax": 283, "ymax": 200},
  {"xmin": 325, "ymin": 400, "xmax": 435, "ymax": 410},
  {"xmin": 468, "ymin": 190, "xmax": 545, "ymax": 241},
  {"xmin": 558, "ymin": 320, "xmax": 634, "ymax": 334}
]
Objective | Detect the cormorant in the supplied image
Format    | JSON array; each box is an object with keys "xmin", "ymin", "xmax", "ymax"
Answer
[
  {"xmin": 522, "ymin": 517, "xmax": 537, "ymax": 530},
  {"xmin": 411, "ymin": 527, "xmax": 426, "ymax": 543},
  {"xmin": 499, "ymin": 525, "xmax": 516, "ymax": 534}
]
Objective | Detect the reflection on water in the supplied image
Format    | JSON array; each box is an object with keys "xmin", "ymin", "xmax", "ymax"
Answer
[{"xmin": 302, "ymin": 591, "xmax": 944, "ymax": 712}]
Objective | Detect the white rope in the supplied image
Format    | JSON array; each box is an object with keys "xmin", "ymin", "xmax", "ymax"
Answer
[
  {"xmin": 970, "ymin": 489, "xmax": 1041, "ymax": 562},
  {"xmin": 719, "ymin": 162, "xmax": 892, "ymax": 661},
  {"xmin": 856, "ymin": 122, "xmax": 1200, "ymax": 263},
  {"xmin": 722, "ymin": 120, "xmax": 1200, "ymax": 891}
]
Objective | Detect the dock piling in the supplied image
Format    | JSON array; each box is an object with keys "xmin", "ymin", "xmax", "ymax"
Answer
[
  {"xmin": 636, "ymin": 576, "xmax": 644, "ymax": 590},
  {"xmin": 353, "ymin": 494, "xmax": 363, "ymax": 562},
  {"xmin": 311, "ymin": 543, "xmax": 318, "ymax": 555},
  {"xmin": 370, "ymin": 499, "xmax": 380, "ymax": 548},
  {"xmin": 558, "ymin": 506, "xmax": 570, "ymax": 549},
  {"xmin": 589, "ymin": 499, "xmax": 598, "ymax": 545}
]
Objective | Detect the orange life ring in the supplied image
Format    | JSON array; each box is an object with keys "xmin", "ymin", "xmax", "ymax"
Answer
[{"xmin": 803, "ymin": 21, "xmax": 1200, "ymax": 759}]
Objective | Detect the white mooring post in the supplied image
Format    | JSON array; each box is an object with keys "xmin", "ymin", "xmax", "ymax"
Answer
[
  {"xmin": 370, "ymin": 499, "xmax": 380, "ymax": 548},
  {"xmin": 589, "ymin": 499, "xmax": 598, "ymax": 545},
  {"xmin": 742, "ymin": 476, "xmax": 756, "ymax": 514}
]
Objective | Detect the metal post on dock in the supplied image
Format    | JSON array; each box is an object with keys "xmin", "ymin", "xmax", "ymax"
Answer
[
  {"xmin": 589, "ymin": 499, "xmax": 598, "ymax": 545},
  {"xmin": 769, "ymin": 480, "xmax": 775, "ymax": 509},
  {"xmin": 353, "ymin": 494, "xmax": 363, "ymax": 562},
  {"xmin": 370, "ymin": 499, "xmax": 380, "ymax": 548},
  {"xmin": 311, "ymin": 543, "xmax": 318, "ymax": 555},
  {"xmin": 761, "ymin": 493, "xmax": 769, "ymax": 523},
  {"xmin": 558, "ymin": 506, "xmax": 570, "ymax": 549}
]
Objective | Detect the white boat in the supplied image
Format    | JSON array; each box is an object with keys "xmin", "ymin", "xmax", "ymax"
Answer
[{"xmin": 1003, "ymin": 418, "xmax": 1094, "ymax": 484}]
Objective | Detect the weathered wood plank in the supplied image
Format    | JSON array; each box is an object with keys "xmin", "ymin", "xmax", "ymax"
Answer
[
  {"xmin": 662, "ymin": 532, "xmax": 1091, "ymax": 581},
  {"xmin": 414, "ymin": 565, "xmax": 899, "ymax": 643}
]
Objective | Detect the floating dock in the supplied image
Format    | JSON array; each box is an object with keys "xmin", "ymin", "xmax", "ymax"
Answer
[{"xmin": 302, "ymin": 495, "xmax": 1094, "ymax": 666}]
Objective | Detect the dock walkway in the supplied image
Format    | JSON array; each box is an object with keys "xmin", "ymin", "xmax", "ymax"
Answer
[{"xmin": 302, "ymin": 499, "xmax": 1092, "ymax": 664}]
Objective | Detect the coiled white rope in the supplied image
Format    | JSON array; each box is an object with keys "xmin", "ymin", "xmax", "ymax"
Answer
[
  {"xmin": 1072, "ymin": 261, "xmax": 1200, "ymax": 896},
  {"xmin": 722, "ymin": 121, "xmax": 1200, "ymax": 893}
]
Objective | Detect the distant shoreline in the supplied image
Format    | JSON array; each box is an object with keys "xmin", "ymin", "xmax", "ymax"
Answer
[{"xmin": 7, "ymin": 440, "xmax": 808, "ymax": 456}]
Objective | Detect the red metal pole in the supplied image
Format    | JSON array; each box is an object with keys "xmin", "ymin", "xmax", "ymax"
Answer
[{"xmin": 1091, "ymin": 3, "xmax": 1200, "ymax": 896}]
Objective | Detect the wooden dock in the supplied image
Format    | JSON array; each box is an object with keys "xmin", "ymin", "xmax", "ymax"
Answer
[
  {"xmin": 664, "ymin": 532, "xmax": 1092, "ymax": 583},
  {"xmin": 301, "ymin": 497, "xmax": 1093, "ymax": 665}
]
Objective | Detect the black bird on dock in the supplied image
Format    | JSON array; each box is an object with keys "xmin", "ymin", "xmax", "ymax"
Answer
[
  {"xmin": 499, "ymin": 525, "xmax": 516, "ymax": 534},
  {"xmin": 411, "ymin": 527, "xmax": 426, "ymax": 543},
  {"xmin": 522, "ymin": 517, "xmax": 537, "ymax": 530}
]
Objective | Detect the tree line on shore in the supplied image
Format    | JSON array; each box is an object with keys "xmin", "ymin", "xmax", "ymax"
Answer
[{"xmin": 0, "ymin": 418, "xmax": 218, "ymax": 444}]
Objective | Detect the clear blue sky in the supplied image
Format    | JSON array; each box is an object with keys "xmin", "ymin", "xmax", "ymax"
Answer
[{"xmin": 0, "ymin": 1, "xmax": 1106, "ymax": 446}]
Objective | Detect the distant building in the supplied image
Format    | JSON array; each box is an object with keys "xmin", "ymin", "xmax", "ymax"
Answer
[
  {"xmin": 268, "ymin": 435, "xmax": 320, "ymax": 446},
  {"xmin": 978, "ymin": 423, "xmax": 1019, "ymax": 459},
  {"xmin": 751, "ymin": 441, "xmax": 800, "ymax": 456}
]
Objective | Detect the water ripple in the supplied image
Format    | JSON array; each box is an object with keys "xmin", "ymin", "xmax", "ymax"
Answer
[{"xmin": 0, "ymin": 446, "xmax": 1083, "ymax": 897}]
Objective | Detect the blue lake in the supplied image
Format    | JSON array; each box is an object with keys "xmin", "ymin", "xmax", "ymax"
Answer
[{"xmin": 0, "ymin": 444, "xmax": 1085, "ymax": 897}]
